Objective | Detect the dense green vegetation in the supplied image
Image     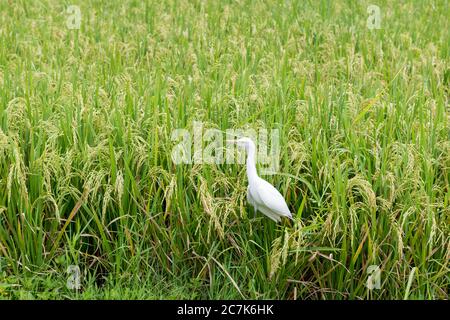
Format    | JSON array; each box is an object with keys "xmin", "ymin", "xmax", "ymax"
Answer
[{"xmin": 0, "ymin": 0, "xmax": 448, "ymax": 299}]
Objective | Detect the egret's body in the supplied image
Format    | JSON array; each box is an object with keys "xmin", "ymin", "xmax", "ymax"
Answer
[{"xmin": 232, "ymin": 138, "xmax": 293, "ymax": 222}]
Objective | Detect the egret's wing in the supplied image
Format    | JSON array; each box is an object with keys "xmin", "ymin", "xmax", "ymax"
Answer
[
  {"xmin": 257, "ymin": 205, "xmax": 282, "ymax": 222},
  {"xmin": 254, "ymin": 178, "xmax": 292, "ymax": 218}
]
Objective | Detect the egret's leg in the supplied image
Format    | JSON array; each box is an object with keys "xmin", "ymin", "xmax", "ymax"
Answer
[{"xmin": 253, "ymin": 206, "xmax": 257, "ymax": 219}]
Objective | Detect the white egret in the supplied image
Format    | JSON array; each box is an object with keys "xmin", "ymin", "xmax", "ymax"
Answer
[{"xmin": 229, "ymin": 137, "xmax": 293, "ymax": 223}]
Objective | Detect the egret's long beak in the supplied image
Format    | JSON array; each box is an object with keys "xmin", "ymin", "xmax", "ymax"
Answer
[{"xmin": 226, "ymin": 139, "xmax": 237, "ymax": 144}]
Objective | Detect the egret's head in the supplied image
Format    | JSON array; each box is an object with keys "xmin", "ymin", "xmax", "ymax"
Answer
[{"xmin": 228, "ymin": 137, "xmax": 255, "ymax": 151}]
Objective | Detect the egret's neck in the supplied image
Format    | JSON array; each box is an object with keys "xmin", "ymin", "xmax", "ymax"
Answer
[{"xmin": 246, "ymin": 144, "xmax": 258, "ymax": 183}]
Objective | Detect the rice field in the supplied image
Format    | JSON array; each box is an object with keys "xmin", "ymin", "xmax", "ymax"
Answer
[{"xmin": 0, "ymin": 0, "xmax": 448, "ymax": 299}]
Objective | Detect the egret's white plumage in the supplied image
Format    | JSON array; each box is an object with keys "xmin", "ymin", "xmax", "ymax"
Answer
[{"xmin": 231, "ymin": 137, "xmax": 293, "ymax": 222}]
